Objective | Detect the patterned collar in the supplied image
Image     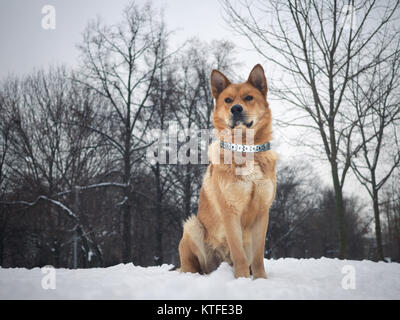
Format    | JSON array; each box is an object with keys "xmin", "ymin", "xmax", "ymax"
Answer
[{"xmin": 220, "ymin": 140, "xmax": 271, "ymax": 153}]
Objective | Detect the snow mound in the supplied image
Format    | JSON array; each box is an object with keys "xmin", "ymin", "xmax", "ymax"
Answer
[{"xmin": 0, "ymin": 258, "xmax": 399, "ymax": 299}]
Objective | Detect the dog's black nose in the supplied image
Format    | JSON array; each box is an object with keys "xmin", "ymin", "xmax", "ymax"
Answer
[{"xmin": 231, "ymin": 104, "xmax": 243, "ymax": 114}]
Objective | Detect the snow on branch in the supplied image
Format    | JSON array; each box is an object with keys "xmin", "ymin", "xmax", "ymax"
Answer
[
  {"xmin": 114, "ymin": 196, "xmax": 128, "ymax": 207},
  {"xmin": 0, "ymin": 195, "xmax": 102, "ymax": 256},
  {"xmin": 55, "ymin": 182, "xmax": 128, "ymax": 197},
  {"xmin": 1, "ymin": 195, "xmax": 78, "ymax": 220}
]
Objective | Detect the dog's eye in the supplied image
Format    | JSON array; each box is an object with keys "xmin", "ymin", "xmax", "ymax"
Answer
[
  {"xmin": 244, "ymin": 95, "xmax": 253, "ymax": 101},
  {"xmin": 224, "ymin": 97, "xmax": 232, "ymax": 104}
]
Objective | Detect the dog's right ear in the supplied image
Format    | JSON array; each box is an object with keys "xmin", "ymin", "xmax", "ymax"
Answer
[{"xmin": 210, "ymin": 70, "xmax": 231, "ymax": 99}]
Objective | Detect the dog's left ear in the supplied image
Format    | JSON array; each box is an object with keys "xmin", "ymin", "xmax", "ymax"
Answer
[{"xmin": 247, "ymin": 64, "xmax": 268, "ymax": 96}]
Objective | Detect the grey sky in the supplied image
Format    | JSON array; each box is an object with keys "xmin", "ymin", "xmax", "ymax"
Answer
[
  {"xmin": 0, "ymin": 0, "xmax": 368, "ymax": 202},
  {"xmin": 0, "ymin": 0, "xmax": 260, "ymax": 78}
]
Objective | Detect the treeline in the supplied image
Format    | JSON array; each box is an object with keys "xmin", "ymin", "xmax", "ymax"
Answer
[
  {"xmin": 0, "ymin": 2, "xmax": 399, "ymax": 268},
  {"xmin": 0, "ymin": 65, "xmax": 399, "ymax": 266}
]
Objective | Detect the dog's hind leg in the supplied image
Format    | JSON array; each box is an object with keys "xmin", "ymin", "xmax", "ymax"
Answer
[
  {"xmin": 178, "ymin": 216, "xmax": 207, "ymax": 274},
  {"xmin": 178, "ymin": 234, "xmax": 202, "ymax": 273}
]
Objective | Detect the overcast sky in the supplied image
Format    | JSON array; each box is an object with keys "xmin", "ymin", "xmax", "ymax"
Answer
[
  {"xmin": 0, "ymin": 0, "xmax": 284, "ymax": 150},
  {"xmin": 0, "ymin": 0, "xmax": 368, "ymax": 201},
  {"xmin": 0, "ymin": 0, "xmax": 262, "ymax": 78}
]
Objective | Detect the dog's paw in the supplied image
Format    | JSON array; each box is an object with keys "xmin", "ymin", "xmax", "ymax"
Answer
[
  {"xmin": 234, "ymin": 265, "xmax": 251, "ymax": 278},
  {"xmin": 253, "ymin": 270, "xmax": 268, "ymax": 279}
]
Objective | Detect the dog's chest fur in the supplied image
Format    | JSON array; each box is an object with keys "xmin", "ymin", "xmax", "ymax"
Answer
[
  {"xmin": 200, "ymin": 141, "xmax": 277, "ymax": 249},
  {"xmin": 219, "ymin": 163, "xmax": 275, "ymax": 216},
  {"xmin": 207, "ymin": 140, "xmax": 276, "ymax": 213}
]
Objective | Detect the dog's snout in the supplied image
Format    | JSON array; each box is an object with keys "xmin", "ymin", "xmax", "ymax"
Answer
[{"xmin": 231, "ymin": 104, "xmax": 243, "ymax": 114}]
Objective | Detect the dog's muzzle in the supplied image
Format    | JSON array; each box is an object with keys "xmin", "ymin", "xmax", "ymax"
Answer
[{"xmin": 229, "ymin": 105, "xmax": 253, "ymax": 128}]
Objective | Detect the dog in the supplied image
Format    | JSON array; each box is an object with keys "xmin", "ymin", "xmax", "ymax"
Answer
[{"xmin": 178, "ymin": 64, "xmax": 277, "ymax": 279}]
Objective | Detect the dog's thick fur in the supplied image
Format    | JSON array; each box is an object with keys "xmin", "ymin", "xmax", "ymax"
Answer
[{"xmin": 178, "ymin": 64, "xmax": 277, "ymax": 279}]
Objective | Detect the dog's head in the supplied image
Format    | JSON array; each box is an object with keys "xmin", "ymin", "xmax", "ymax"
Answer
[{"xmin": 210, "ymin": 64, "xmax": 271, "ymax": 142}]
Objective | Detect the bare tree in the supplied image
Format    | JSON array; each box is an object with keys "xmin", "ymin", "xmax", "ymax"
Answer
[
  {"xmin": 267, "ymin": 161, "xmax": 370, "ymax": 259},
  {"xmin": 0, "ymin": 67, "xmax": 110, "ymax": 267},
  {"xmin": 268, "ymin": 162, "xmax": 320, "ymax": 258},
  {"xmin": 0, "ymin": 83, "xmax": 13, "ymax": 266},
  {"xmin": 170, "ymin": 39, "xmax": 239, "ymax": 217},
  {"xmin": 222, "ymin": 0, "xmax": 400, "ymax": 258},
  {"xmin": 75, "ymin": 2, "xmax": 169, "ymax": 263},
  {"xmin": 349, "ymin": 43, "xmax": 400, "ymax": 260},
  {"xmin": 381, "ymin": 175, "xmax": 400, "ymax": 261}
]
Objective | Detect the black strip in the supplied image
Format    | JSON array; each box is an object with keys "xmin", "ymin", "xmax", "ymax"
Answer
[{"xmin": 0, "ymin": 300, "xmax": 397, "ymax": 319}]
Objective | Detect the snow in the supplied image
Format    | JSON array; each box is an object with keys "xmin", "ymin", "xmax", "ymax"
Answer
[{"xmin": 0, "ymin": 258, "xmax": 399, "ymax": 299}]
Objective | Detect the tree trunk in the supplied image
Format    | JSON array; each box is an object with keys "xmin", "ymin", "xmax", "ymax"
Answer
[
  {"xmin": 184, "ymin": 165, "xmax": 192, "ymax": 218},
  {"xmin": 331, "ymin": 161, "xmax": 347, "ymax": 259},
  {"xmin": 154, "ymin": 162, "xmax": 163, "ymax": 265},
  {"xmin": 0, "ymin": 234, "xmax": 3, "ymax": 266},
  {"xmin": 122, "ymin": 151, "xmax": 132, "ymax": 263},
  {"xmin": 372, "ymin": 188, "xmax": 384, "ymax": 260},
  {"xmin": 53, "ymin": 243, "xmax": 60, "ymax": 268}
]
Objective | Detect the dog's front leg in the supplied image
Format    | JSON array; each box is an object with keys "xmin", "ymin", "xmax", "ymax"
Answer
[
  {"xmin": 222, "ymin": 212, "xmax": 250, "ymax": 278},
  {"xmin": 251, "ymin": 210, "xmax": 269, "ymax": 279}
]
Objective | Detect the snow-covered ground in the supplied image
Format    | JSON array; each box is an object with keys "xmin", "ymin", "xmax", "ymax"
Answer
[{"xmin": 0, "ymin": 258, "xmax": 399, "ymax": 299}]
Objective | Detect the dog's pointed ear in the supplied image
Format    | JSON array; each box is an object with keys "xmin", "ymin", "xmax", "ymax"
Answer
[
  {"xmin": 247, "ymin": 64, "xmax": 267, "ymax": 96},
  {"xmin": 210, "ymin": 69, "xmax": 231, "ymax": 99}
]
